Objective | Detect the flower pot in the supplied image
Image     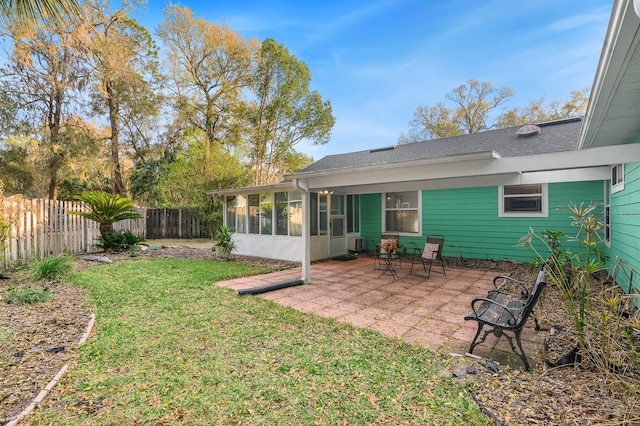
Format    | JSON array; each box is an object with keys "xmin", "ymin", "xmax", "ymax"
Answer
[{"xmin": 216, "ymin": 246, "xmax": 232, "ymax": 261}]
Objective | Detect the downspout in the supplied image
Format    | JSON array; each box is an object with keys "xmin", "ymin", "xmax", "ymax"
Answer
[{"xmin": 293, "ymin": 178, "xmax": 311, "ymax": 283}]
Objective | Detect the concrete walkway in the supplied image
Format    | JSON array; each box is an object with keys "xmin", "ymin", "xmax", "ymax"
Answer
[{"xmin": 217, "ymin": 257, "xmax": 541, "ymax": 369}]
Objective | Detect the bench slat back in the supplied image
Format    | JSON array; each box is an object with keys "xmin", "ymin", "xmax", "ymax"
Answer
[{"xmin": 516, "ymin": 268, "xmax": 547, "ymax": 329}]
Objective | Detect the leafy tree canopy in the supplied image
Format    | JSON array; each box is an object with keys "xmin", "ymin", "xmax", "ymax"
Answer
[
  {"xmin": 399, "ymin": 79, "xmax": 589, "ymax": 144},
  {"xmin": 244, "ymin": 38, "xmax": 333, "ymax": 185}
]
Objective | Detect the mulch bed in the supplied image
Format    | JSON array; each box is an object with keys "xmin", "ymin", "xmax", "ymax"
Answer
[
  {"xmin": 0, "ymin": 279, "xmax": 90, "ymax": 424},
  {"xmin": 444, "ymin": 257, "xmax": 640, "ymax": 425},
  {"xmin": 1, "ymin": 246, "xmax": 639, "ymax": 425}
]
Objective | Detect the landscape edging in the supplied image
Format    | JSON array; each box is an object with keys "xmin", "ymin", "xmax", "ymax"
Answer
[{"xmin": 5, "ymin": 313, "xmax": 96, "ymax": 426}]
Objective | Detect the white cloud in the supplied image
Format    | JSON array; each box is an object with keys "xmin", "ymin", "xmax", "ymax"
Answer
[{"xmin": 549, "ymin": 9, "xmax": 611, "ymax": 32}]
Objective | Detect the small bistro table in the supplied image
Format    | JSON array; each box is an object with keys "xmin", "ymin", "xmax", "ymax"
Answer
[{"xmin": 379, "ymin": 253, "xmax": 400, "ymax": 279}]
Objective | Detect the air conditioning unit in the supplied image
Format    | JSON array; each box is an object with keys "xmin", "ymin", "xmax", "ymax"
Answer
[{"xmin": 348, "ymin": 237, "xmax": 366, "ymax": 252}]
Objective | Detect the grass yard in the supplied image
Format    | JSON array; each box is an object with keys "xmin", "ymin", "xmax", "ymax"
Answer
[{"xmin": 31, "ymin": 258, "xmax": 490, "ymax": 425}]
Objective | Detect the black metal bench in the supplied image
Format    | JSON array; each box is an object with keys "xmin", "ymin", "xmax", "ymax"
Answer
[{"xmin": 464, "ymin": 267, "xmax": 547, "ymax": 370}]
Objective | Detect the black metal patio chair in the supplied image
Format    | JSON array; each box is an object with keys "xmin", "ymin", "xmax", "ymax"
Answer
[{"xmin": 410, "ymin": 235, "xmax": 446, "ymax": 278}]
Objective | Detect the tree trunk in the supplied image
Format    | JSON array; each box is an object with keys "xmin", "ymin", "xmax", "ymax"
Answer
[
  {"xmin": 47, "ymin": 123, "xmax": 63, "ymax": 200},
  {"xmin": 99, "ymin": 222, "xmax": 114, "ymax": 239},
  {"xmin": 48, "ymin": 173, "xmax": 58, "ymax": 200},
  {"xmin": 107, "ymin": 81, "xmax": 125, "ymax": 195}
]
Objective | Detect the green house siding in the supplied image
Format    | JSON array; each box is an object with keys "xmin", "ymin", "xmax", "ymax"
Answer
[
  {"xmin": 361, "ymin": 193, "xmax": 382, "ymax": 252},
  {"xmin": 608, "ymin": 162, "xmax": 640, "ymax": 296},
  {"xmin": 360, "ymin": 181, "xmax": 604, "ymax": 263}
]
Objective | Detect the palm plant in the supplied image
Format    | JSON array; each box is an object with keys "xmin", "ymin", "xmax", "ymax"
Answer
[
  {"xmin": 68, "ymin": 190, "xmax": 142, "ymax": 239},
  {"xmin": 214, "ymin": 225, "xmax": 236, "ymax": 261},
  {"xmin": 1, "ymin": 0, "xmax": 82, "ymax": 23}
]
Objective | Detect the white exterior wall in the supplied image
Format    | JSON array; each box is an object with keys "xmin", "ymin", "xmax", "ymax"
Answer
[
  {"xmin": 232, "ymin": 233, "xmax": 330, "ymax": 263},
  {"xmin": 310, "ymin": 235, "xmax": 330, "ymax": 261},
  {"xmin": 233, "ymin": 234, "xmax": 304, "ymax": 262}
]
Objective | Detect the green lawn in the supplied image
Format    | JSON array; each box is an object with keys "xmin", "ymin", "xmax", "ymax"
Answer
[{"xmin": 33, "ymin": 258, "xmax": 490, "ymax": 425}]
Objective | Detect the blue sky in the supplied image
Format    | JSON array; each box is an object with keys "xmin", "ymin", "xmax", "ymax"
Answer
[{"xmin": 136, "ymin": 0, "xmax": 613, "ymax": 161}]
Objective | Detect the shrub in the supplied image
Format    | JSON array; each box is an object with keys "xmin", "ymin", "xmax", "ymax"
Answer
[
  {"xmin": 97, "ymin": 229, "xmax": 147, "ymax": 252},
  {"xmin": 30, "ymin": 253, "xmax": 76, "ymax": 281},
  {"xmin": 5, "ymin": 286, "xmax": 51, "ymax": 305}
]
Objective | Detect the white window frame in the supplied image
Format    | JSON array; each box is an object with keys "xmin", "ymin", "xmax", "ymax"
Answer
[
  {"xmin": 382, "ymin": 191, "xmax": 422, "ymax": 235},
  {"xmin": 310, "ymin": 192, "xmax": 329, "ymax": 236},
  {"xmin": 330, "ymin": 194, "xmax": 345, "ymax": 238},
  {"xmin": 611, "ymin": 163, "xmax": 624, "ymax": 194},
  {"xmin": 499, "ymin": 184, "xmax": 548, "ymax": 218},
  {"xmin": 287, "ymin": 191, "xmax": 303, "ymax": 237},
  {"xmin": 225, "ymin": 195, "xmax": 237, "ymax": 231}
]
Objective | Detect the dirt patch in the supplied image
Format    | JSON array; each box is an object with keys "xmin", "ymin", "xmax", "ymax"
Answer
[{"xmin": 2, "ymin": 244, "xmax": 639, "ymax": 425}]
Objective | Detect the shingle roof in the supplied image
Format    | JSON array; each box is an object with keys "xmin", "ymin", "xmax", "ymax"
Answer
[{"xmin": 302, "ymin": 117, "xmax": 582, "ymax": 173}]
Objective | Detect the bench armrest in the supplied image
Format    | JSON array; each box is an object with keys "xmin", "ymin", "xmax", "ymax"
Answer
[
  {"xmin": 492, "ymin": 275, "xmax": 530, "ymax": 297},
  {"xmin": 468, "ymin": 297, "xmax": 522, "ymax": 327}
]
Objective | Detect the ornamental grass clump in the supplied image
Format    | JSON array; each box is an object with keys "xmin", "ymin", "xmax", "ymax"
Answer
[
  {"xmin": 30, "ymin": 253, "xmax": 76, "ymax": 281},
  {"xmin": 5, "ymin": 286, "xmax": 50, "ymax": 305}
]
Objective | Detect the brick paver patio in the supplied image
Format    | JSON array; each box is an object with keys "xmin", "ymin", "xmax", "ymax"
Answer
[{"xmin": 217, "ymin": 257, "xmax": 542, "ymax": 369}]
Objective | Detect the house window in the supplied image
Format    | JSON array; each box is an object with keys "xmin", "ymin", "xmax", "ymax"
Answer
[
  {"xmin": 383, "ymin": 191, "xmax": 420, "ymax": 234},
  {"xmin": 260, "ymin": 194, "xmax": 272, "ymax": 235},
  {"xmin": 310, "ymin": 192, "xmax": 328, "ymax": 236},
  {"xmin": 236, "ymin": 195, "xmax": 246, "ymax": 233},
  {"xmin": 225, "ymin": 195, "xmax": 247, "ymax": 233},
  {"xmin": 604, "ymin": 180, "xmax": 611, "ymax": 246},
  {"xmin": 331, "ymin": 194, "xmax": 343, "ymax": 215},
  {"xmin": 611, "ymin": 164, "xmax": 624, "ymax": 193},
  {"xmin": 499, "ymin": 184, "xmax": 548, "ymax": 217},
  {"xmin": 330, "ymin": 194, "xmax": 345, "ymax": 238},
  {"xmin": 248, "ymin": 194, "xmax": 271, "ymax": 234},
  {"xmin": 248, "ymin": 194, "xmax": 261, "ymax": 234},
  {"xmin": 289, "ymin": 191, "xmax": 302, "ymax": 237},
  {"xmin": 275, "ymin": 192, "xmax": 288, "ymax": 235},
  {"xmin": 226, "ymin": 196, "xmax": 236, "ymax": 231},
  {"xmin": 274, "ymin": 191, "xmax": 302, "ymax": 236},
  {"xmin": 347, "ymin": 194, "xmax": 360, "ymax": 233}
]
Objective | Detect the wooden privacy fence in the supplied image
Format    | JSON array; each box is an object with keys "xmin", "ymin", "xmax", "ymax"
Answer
[
  {"xmin": 1, "ymin": 198, "xmax": 147, "ymax": 266},
  {"xmin": 145, "ymin": 208, "xmax": 209, "ymax": 239},
  {"xmin": 0, "ymin": 198, "xmax": 208, "ymax": 265}
]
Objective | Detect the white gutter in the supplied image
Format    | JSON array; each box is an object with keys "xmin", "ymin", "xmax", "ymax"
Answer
[
  {"xmin": 288, "ymin": 144, "xmax": 640, "ymax": 190},
  {"xmin": 578, "ymin": 0, "xmax": 635, "ymax": 149},
  {"xmin": 207, "ymin": 181, "xmax": 295, "ymax": 197},
  {"xmin": 293, "ymin": 178, "xmax": 310, "ymax": 283},
  {"xmin": 286, "ymin": 151, "xmax": 498, "ymax": 181}
]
